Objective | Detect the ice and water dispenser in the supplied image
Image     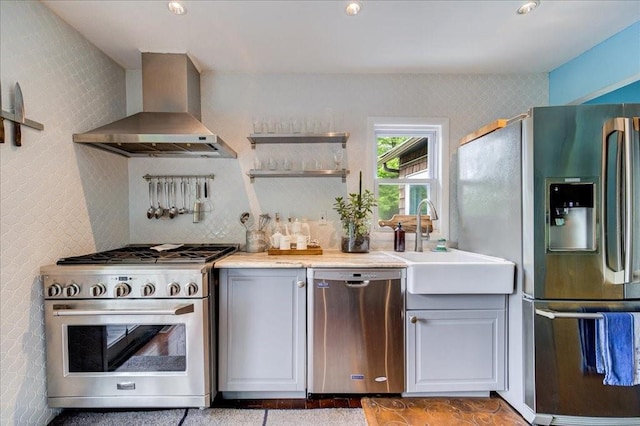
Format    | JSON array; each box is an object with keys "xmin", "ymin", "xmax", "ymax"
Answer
[{"xmin": 547, "ymin": 181, "xmax": 596, "ymax": 251}]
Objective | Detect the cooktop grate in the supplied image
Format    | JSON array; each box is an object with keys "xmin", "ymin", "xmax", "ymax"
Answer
[{"xmin": 56, "ymin": 244, "xmax": 238, "ymax": 265}]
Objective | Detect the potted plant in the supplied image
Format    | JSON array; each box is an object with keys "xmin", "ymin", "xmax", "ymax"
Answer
[{"xmin": 333, "ymin": 172, "xmax": 377, "ymax": 253}]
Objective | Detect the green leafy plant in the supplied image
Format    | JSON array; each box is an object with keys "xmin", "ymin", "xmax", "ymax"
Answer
[
  {"xmin": 333, "ymin": 189, "xmax": 377, "ymax": 237},
  {"xmin": 333, "ymin": 172, "xmax": 377, "ymax": 252}
]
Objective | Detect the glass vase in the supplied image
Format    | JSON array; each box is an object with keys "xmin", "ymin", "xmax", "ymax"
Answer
[{"xmin": 340, "ymin": 220, "xmax": 370, "ymax": 253}]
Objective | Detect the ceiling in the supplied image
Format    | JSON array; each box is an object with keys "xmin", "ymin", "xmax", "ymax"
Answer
[{"xmin": 42, "ymin": 0, "xmax": 639, "ymax": 74}]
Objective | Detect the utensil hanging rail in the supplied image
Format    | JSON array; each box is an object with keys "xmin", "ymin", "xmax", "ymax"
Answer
[
  {"xmin": 535, "ymin": 309, "xmax": 604, "ymax": 320},
  {"xmin": 143, "ymin": 174, "xmax": 214, "ymax": 181}
]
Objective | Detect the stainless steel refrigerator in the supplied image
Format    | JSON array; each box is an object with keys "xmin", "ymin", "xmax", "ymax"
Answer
[{"xmin": 457, "ymin": 104, "xmax": 640, "ymax": 425}]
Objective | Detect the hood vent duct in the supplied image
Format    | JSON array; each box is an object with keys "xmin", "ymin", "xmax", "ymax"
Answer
[{"xmin": 73, "ymin": 53, "xmax": 236, "ymax": 158}]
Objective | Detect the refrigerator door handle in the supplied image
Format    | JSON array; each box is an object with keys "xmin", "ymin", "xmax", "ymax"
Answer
[
  {"xmin": 602, "ymin": 117, "xmax": 633, "ymax": 284},
  {"xmin": 535, "ymin": 308, "xmax": 603, "ymax": 320}
]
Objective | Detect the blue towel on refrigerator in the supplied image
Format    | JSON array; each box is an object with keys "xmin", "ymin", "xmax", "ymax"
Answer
[
  {"xmin": 578, "ymin": 317, "xmax": 598, "ymax": 373},
  {"xmin": 595, "ymin": 312, "xmax": 639, "ymax": 386},
  {"xmin": 634, "ymin": 313, "xmax": 640, "ymax": 383}
]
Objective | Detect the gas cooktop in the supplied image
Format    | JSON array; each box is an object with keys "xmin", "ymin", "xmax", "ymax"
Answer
[{"xmin": 56, "ymin": 244, "xmax": 238, "ymax": 265}]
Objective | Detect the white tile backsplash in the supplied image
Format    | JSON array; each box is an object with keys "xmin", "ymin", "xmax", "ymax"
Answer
[
  {"xmin": 129, "ymin": 72, "xmax": 547, "ymax": 249},
  {"xmin": 0, "ymin": 2, "xmax": 127, "ymax": 425}
]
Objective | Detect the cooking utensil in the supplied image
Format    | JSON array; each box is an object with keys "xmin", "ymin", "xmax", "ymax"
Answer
[
  {"xmin": 13, "ymin": 83, "xmax": 24, "ymax": 147},
  {"xmin": 193, "ymin": 178, "xmax": 204, "ymax": 223},
  {"xmin": 163, "ymin": 179, "xmax": 171, "ymax": 218},
  {"xmin": 169, "ymin": 179, "xmax": 178, "ymax": 218},
  {"xmin": 239, "ymin": 212, "xmax": 250, "ymax": 230},
  {"xmin": 146, "ymin": 180, "xmax": 155, "ymax": 219},
  {"xmin": 378, "ymin": 214, "xmax": 432, "ymax": 233},
  {"xmin": 0, "ymin": 85, "xmax": 4, "ymax": 144},
  {"xmin": 203, "ymin": 176, "xmax": 214, "ymax": 213},
  {"xmin": 178, "ymin": 178, "xmax": 187, "ymax": 214},
  {"xmin": 258, "ymin": 213, "xmax": 271, "ymax": 231},
  {"xmin": 154, "ymin": 179, "xmax": 163, "ymax": 219}
]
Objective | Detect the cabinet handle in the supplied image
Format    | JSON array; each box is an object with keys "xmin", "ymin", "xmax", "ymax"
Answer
[
  {"xmin": 297, "ymin": 280, "xmax": 306, "ymax": 288},
  {"xmin": 410, "ymin": 316, "xmax": 419, "ymax": 324}
]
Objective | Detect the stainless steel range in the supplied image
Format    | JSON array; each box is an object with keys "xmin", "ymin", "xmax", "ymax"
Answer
[{"xmin": 41, "ymin": 243, "xmax": 237, "ymax": 409}]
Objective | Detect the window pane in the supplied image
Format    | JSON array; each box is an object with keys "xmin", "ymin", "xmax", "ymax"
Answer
[
  {"xmin": 377, "ymin": 136, "xmax": 429, "ymax": 179},
  {"xmin": 378, "ymin": 183, "xmax": 430, "ymax": 221}
]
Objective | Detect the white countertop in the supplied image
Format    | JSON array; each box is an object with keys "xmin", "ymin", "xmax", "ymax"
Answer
[{"xmin": 214, "ymin": 249, "xmax": 407, "ymax": 269}]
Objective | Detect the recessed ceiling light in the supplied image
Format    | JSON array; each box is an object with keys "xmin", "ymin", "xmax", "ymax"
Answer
[
  {"xmin": 168, "ymin": 1, "xmax": 186, "ymax": 15},
  {"xmin": 517, "ymin": 1, "xmax": 539, "ymax": 15},
  {"xmin": 345, "ymin": 1, "xmax": 362, "ymax": 16}
]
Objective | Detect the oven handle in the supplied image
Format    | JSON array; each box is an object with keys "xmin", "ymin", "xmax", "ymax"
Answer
[{"xmin": 52, "ymin": 303, "xmax": 194, "ymax": 316}]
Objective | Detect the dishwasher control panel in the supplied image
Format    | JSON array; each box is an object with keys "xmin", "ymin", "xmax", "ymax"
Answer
[{"xmin": 312, "ymin": 268, "xmax": 404, "ymax": 282}]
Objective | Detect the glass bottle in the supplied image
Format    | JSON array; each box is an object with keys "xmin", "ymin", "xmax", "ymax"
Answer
[
  {"xmin": 273, "ymin": 212, "xmax": 284, "ymax": 235},
  {"xmin": 394, "ymin": 222, "xmax": 405, "ymax": 252}
]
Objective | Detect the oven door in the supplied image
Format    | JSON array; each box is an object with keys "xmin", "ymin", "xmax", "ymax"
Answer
[{"xmin": 45, "ymin": 298, "xmax": 210, "ymax": 408}]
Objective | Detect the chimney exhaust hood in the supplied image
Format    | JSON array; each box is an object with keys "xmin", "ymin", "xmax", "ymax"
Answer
[{"xmin": 73, "ymin": 53, "xmax": 237, "ymax": 159}]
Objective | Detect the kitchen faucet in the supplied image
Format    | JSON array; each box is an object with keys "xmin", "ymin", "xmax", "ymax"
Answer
[{"xmin": 415, "ymin": 198, "xmax": 439, "ymax": 252}]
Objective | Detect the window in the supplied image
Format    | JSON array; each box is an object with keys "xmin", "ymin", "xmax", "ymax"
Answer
[{"xmin": 368, "ymin": 117, "xmax": 449, "ymax": 238}]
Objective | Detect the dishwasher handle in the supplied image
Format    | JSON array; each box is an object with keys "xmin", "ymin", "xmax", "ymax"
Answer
[{"xmin": 344, "ymin": 280, "xmax": 371, "ymax": 288}]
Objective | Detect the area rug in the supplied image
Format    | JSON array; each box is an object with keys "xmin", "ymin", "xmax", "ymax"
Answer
[
  {"xmin": 49, "ymin": 407, "xmax": 366, "ymax": 425},
  {"xmin": 48, "ymin": 409, "xmax": 186, "ymax": 426},
  {"xmin": 361, "ymin": 396, "xmax": 529, "ymax": 426},
  {"xmin": 185, "ymin": 407, "xmax": 365, "ymax": 425}
]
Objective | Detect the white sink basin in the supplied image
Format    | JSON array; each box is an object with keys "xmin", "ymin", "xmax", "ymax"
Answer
[{"xmin": 384, "ymin": 249, "xmax": 515, "ymax": 294}]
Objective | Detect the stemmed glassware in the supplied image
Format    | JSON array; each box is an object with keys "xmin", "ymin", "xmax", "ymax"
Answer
[{"xmin": 333, "ymin": 147, "xmax": 344, "ymax": 170}]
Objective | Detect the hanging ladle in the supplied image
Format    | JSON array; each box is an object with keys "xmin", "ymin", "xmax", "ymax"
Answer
[
  {"xmin": 178, "ymin": 178, "xmax": 187, "ymax": 214},
  {"xmin": 169, "ymin": 178, "xmax": 178, "ymax": 219}
]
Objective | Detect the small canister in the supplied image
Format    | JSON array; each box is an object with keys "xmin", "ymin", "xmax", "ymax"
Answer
[
  {"xmin": 246, "ymin": 230, "xmax": 268, "ymax": 253},
  {"xmin": 279, "ymin": 235, "xmax": 292, "ymax": 250},
  {"xmin": 296, "ymin": 235, "xmax": 308, "ymax": 250}
]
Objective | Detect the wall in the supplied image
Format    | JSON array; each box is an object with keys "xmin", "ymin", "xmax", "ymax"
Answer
[
  {"xmin": 0, "ymin": 2, "xmax": 128, "ymax": 425},
  {"xmin": 129, "ymin": 73, "xmax": 548, "ymax": 248},
  {"xmin": 549, "ymin": 21, "xmax": 640, "ymax": 105},
  {"xmin": 586, "ymin": 80, "xmax": 640, "ymax": 104}
]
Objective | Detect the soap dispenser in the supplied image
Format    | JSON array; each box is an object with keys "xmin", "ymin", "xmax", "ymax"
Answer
[{"xmin": 394, "ymin": 222, "xmax": 405, "ymax": 252}]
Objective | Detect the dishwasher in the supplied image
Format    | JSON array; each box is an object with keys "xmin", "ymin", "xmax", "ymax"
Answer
[{"xmin": 308, "ymin": 268, "xmax": 405, "ymax": 395}]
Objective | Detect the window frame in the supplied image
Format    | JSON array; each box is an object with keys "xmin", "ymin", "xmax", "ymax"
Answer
[{"xmin": 367, "ymin": 117, "xmax": 450, "ymax": 240}]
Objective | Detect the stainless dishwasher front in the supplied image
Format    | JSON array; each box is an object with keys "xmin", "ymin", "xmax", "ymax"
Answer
[{"xmin": 308, "ymin": 268, "xmax": 405, "ymax": 395}]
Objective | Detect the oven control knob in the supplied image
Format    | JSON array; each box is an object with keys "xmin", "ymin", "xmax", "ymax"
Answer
[
  {"xmin": 64, "ymin": 282, "xmax": 81, "ymax": 297},
  {"xmin": 141, "ymin": 283, "xmax": 156, "ymax": 297},
  {"xmin": 48, "ymin": 283, "xmax": 63, "ymax": 298},
  {"xmin": 89, "ymin": 283, "xmax": 106, "ymax": 297},
  {"xmin": 168, "ymin": 282, "xmax": 181, "ymax": 296},
  {"xmin": 185, "ymin": 282, "xmax": 199, "ymax": 296},
  {"xmin": 114, "ymin": 283, "xmax": 131, "ymax": 298}
]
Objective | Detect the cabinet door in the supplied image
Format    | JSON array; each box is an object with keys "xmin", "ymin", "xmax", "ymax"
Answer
[
  {"xmin": 406, "ymin": 309, "xmax": 505, "ymax": 393},
  {"xmin": 218, "ymin": 268, "xmax": 306, "ymax": 392}
]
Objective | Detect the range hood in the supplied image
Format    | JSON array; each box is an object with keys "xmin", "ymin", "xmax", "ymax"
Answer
[{"xmin": 73, "ymin": 53, "xmax": 237, "ymax": 158}]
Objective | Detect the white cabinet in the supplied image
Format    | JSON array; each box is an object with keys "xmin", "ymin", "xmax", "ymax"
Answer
[
  {"xmin": 405, "ymin": 294, "xmax": 506, "ymax": 395},
  {"xmin": 218, "ymin": 268, "xmax": 306, "ymax": 398}
]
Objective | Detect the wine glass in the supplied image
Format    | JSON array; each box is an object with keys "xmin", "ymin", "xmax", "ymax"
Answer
[{"xmin": 333, "ymin": 147, "xmax": 344, "ymax": 170}]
